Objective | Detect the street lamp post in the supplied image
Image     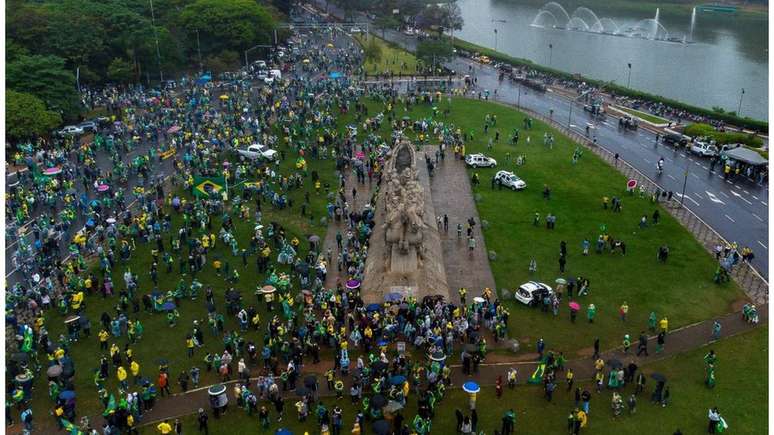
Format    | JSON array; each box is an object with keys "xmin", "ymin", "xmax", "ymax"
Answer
[
  {"xmin": 517, "ymin": 82, "xmax": 521, "ymax": 107},
  {"xmin": 568, "ymin": 99, "xmax": 573, "ymax": 126},
  {"xmin": 149, "ymin": 0, "xmax": 164, "ymax": 83},
  {"xmin": 494, "ymin": 28, "xmax": 498, "ymax": 52},
  {"xmin": 548, "ymin": 43, "xmax": 553, "ymax": 66},
  {"xmin": 738, "ymin": 88, "xmax": 745, "ymax": 116},
  {"xmin": 626, "ymin": 63, "xmax": 632, "ymax": 88},
  {"xmin": 680, "ymin": 168, "xmax": 689, "ymax": 208}
]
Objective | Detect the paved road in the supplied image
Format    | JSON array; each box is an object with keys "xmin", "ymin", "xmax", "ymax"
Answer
[{"xmin": 304, "ymin": 1, "xmax": 769, "ymax": 279}]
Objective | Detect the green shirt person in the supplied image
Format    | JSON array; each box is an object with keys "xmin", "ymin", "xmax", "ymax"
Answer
[{"xmin": 587, "ymin": 304, "xmax": 597, "ymax": 323}]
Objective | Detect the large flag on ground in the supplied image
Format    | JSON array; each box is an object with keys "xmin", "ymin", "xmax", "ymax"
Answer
[
  {"xmin": 60, "ymin": 418, "xmax": 84, "ymax": 435},
  {"xmin": 102, "ymin": 394, "xmax": 116, "ymax": 417},
  {"xmin": 192, "ymin": 175, "xmax": 226, "ymax": 198}
]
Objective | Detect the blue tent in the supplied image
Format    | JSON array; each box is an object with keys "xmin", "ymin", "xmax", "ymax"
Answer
[{"xmin": 196, "ymin": 74, "xmax": 212, "ymax": 85}]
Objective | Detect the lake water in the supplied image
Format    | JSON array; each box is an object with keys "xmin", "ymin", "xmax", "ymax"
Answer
[{"xmin": 456, "ymin": 0, "xmax": 768, "ymax": 121}]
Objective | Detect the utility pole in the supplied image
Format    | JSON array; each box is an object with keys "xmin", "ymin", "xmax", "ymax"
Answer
[
  {"xmin": 680, "ymin": 168, "xmax": 689, "ymax": 208},
  {"xmin": 494, "ymin": 28, "xmax": 498, "ymax": 52},
  {"xmin": 517, "ymin": 82, "xmax": 521, "ymax": 107},
  {"xmin": 149, "ymin": 0, "xmax": 164, "ymax": 83},
  {"xmin": 196, "ymin": 29, "xmax": 203, "ymax": 73},
  {"xmin": 738, "ymin": 88, "xmax": 745, "ymax": 116},
  {"xmin": 627, "ymin": 62, "xmax": 632, "ymax": 88},
  {"xmin": 76, "ymin": 67, "xmax": 81, "ymax": 93}
]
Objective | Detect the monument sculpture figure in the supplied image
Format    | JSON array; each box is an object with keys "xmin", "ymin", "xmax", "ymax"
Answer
[{"xmin": 362, "ymin": 139, "xmax": 450, "ymax": 302}]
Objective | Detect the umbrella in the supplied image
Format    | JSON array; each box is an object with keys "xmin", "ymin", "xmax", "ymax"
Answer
[
  {"xmin": 384, "ymin": 292, "xmax": 402, "ymax": 303},
  {"xmin": 308, "ymin": 234, "xmax": 321, "ymax": 243},
  {"xmin": 43, "ymin": 167, "xmax": 62, "ymax": 176},
  {"xmin": 219, "ymin": 95, "xmax": 229, "ymax": 100},
  {"xmin": 473, "ymin": 296, "xmax": 486, "ymax": 304},
  {"xmin": 568, "ymin": 301, "xmax": 580, "ymax": 311},
  {"xmin": 389, "ymin": 375, "xmax": 406, "ymax": 385},
  {"xmin": 429, "ymin": 350, "xmax": 446, "ymax": 362},
  {"xmin": 556, "ymin": 278, "xmax": 567, "ymax": 285},
  {"xmin": 464, "ymin": 344, "xmax": 478, "ymax": 353},
  {"xmin": 261, "ymin": 285, "xmax": 277, "ymax": 294},
  {"xmin": 97, "ymin": 184, "xmax": 110, "ymax": 192},
  {"xmin": 303, "ymin": 59, "xmax": 310, "ymax": 64},
  {"xmin": 366, "ymin": 303, "xmax": 382, "ymax": 312},
  {"xmin": 59, "ymin": 390, "xmax": 76, "ymax": 400},
  {"xmin": 167, "ymin": 126, "xmax": 182, "ymax": 134},
  {"xmin": 162, "ymin": 302, "xmax": 176, "ymax": 311},
  {"xmin": 346, "ymin": 279, "xmax": 361, "ymax": 289},
  {"xmin": 326, "ymin": 43, "xmax": 334, "ymax": 48},
  {"xmin": 47, "ymin": 365, "xmax": 63, "ymax": 378},
  {"xmin": 377, "ymin": 339, "xmax": 389, "ymax": 347},
  {"xmin": 329, "ymin": 72, "xmax": 343, "ymax": 79},
  {"xmin": 294, "ymin": 386, "xmax": 309, "ymax": 397},
  {"xmin": 462, "ymin": 381, "xmax": 481, "ymax": 394},
  {"xmin": 383, "ymin": 400, "xmax": 404, "ymax": 413},
  {"xmin": 650, "ymin": 373, "xmax": 667, "ymax": 382},
  {"xmin": 275, "ymin": 430, "xmax": 293, "ymax": 435},
  {"xmin": 372, "ymin": 420, "xmax": 390, "ymax": 435},
  {"xmin": 304, "ymin": 375, "xmax": 317, "ymax": 388},
  {"xmin": 106, "ymin": 218, "xmax": 116, "ymax": 224},
  {"xmin": 370, "ymin": 394, "xmax": 387, "ymax": 409},
  {"xmin": 607, "ymin": 359, "xmax": 623, "ymax": 369}
]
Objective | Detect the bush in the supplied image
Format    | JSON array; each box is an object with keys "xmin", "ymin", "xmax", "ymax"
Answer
[{"xmin": 683, "ymin": 123, "xmax": 764, "ymax": 148}]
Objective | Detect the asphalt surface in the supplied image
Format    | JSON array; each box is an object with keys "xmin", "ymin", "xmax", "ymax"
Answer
[{"xmin": 305, "ymin": 0, "xmax": 770, "ymax": 279}]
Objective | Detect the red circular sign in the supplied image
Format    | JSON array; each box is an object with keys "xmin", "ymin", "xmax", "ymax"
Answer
[{"xmin": 627, "ymin": 179, "xmax": 637, "ymax": 189}]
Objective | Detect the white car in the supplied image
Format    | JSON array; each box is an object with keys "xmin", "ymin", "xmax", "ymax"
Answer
[
  {"xmin": 238, "ymin": 144, "xmax": 278, "ymax": 161},
  {"xmin": 465, "ymin": 153, "xmax": 497, "ymax": 168},
  {"xmin": 493, "ymin": 170, "xmax": 526, "ymax": 190},
  {"xmin": 690, "ymin": 141, "xmax": 718, "ymax": 158},
  {"xmin": 514, "ymin": 281, "xmax": 554, "ymax": 306},
  {"xmin": 257, "ymin": 70, "xmax": 268, "ymax": 80},
  {"xmin": 263, "ymin": 76, "xmax": 275, "ymax": 85},
  {"xmin": 254, "ymin": 60, "xmax": 267, "ymax": 69},
  {"xmin": 350, "ymin": 26, "xmax": 362, "ymax": 33},
  {"xmin": 59, "ymin": 125, "xmax": 84, "ymax": 135}
]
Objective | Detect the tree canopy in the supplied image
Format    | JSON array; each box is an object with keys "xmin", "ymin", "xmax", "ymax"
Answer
[
  {"xmin": 180, "ymin": 0, "xmax": 276, "ymax": 55},
  {"xmin": 6, "ymin": 91, "xmax": 63, "ymax": 141}
]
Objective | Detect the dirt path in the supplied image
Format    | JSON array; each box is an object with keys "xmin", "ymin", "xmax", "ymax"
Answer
[{"xmin": 120, "ymin": 304, "xmax": 765, "ymax": 428}]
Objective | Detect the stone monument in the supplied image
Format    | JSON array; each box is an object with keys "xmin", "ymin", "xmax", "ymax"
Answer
[{"xmin": 362, "ymin": 139, "xmax": 450, "ymax": 303}]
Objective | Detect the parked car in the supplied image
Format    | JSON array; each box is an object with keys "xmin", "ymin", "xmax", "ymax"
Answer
[
  {"xmin": 253, "ymin": 60, "xmax": 267, "ymax": 69},
  {"xmin": 690, "ymin": 140, "xmax": 719, "ymax": 157},
  {"xmin": 662, "ymin": 132, "xmax": 688, "ymax": 147},
  {"xmin": 349, "ymin": 26, "xmax": 362, "ymax": 33},
  {"xmin": 465, "ymin": 153, "xmax": 497, "ymax": 168},
  {"xmin": 237, "ymin": 144, "xmax": 278, "ymax": 161},
  {"xmin": 618, "ymin": 115, "xmax": 638, "ymax": 131},
  {"xmin": 515, "ymin": 281, "xmax": 554, "ymax": 306},
  {"xmin": 59, "ymin": 125, "xmax": 84, "ymax": 136},
  {"xmin": 493, "ymin": 170, "xmax": 526, "ymax": 190},
  {"xmin": 78, "ymin": 121, "xmax": 98, "ymax": 133}
]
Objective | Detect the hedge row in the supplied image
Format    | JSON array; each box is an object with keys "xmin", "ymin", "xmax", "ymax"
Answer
[
  {"xmin": 683, "ymin": 123, "xmax": 764, "ymax": 148},
  {"xmin": 452, "ymin": 38, "xmax": 768, "ymax": 132}
]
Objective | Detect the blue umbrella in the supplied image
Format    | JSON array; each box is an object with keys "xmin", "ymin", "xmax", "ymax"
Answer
[
  {"xmin": 59, "ymin": 390, "xmax": 76, "ymax": 400},
  {"xmin": 377, "ymin": 339, "xmax": 389, "ymax": 347},
  {"xmin": 329, "ymin": 72, "xmax": 343, "ymax": 79},
  {"xmin": 162, "ymin": 302, "xmax": 176, "ymax": 311},
  {"xmin": 462, "ymin": 381, "xmax": 480, "ymax": 394},
  {"xmin": 384, "ymin": 292, "xmax": 402, "ymax": 302},
  {"xmin": 275, "ymin": 429, "xmax": 293, "ymax": 435},
  {"xmin": 366, "ymin": 303, "xmax": 382, "ymax": 312},
  {"xmin": 389, "ymin": 375, "xmax": 406, "ymax": 385}
]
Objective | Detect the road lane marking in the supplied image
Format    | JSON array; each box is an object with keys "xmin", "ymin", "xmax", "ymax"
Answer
[
  {"xmin": 758, "ymin": 241, "xmax": 768, "ymax": 250},
  {"xmin": 705, "ymin": 191, "xmax": 725, "ymax": 204},
  {"xmin": 762, "ymin": 201, "xmax": 768, "ymax": 206},
  {"xmin": 719, "ymin": 192, "xmax": 730, "ymax": 199},
  {"xmin": 724, "ymin": 214, "xmax": 735, "ymax": 223},
  {"xmin": 730, "ymin": 190, "xmax": 753, "ymax": 205},
  {"xmin": 691, "ymin": 173, "xmax": 700, "ymax": 179},
  {"xmin": 667, "ymin": 174, "xmax": 676, "ymax": 180},
  {"xmin": 675, "ymin": 192, "xmax": 700, "ymax": 206},
  {"xmin": 753, "ymin": 195, "xmax": 758, "ymax": 200},
  {"xmin": 752, "ymin": 213, "xmax": 764, "ymax": 222}
]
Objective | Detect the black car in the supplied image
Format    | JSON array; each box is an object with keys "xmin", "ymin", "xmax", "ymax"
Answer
[{"xmin": 662, "ymin": 133, "xmax": 688, "ymax": 147}]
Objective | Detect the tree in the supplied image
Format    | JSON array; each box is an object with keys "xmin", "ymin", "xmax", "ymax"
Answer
[
  {"xmin": 6, "ymin": 91, "xmax": 62, "ymax": 141},
  {"xmin": 6, "ymin": 55, "xmax": 81, "ymax": 120},
  {"xmin": 416, "ymin": 39, "xmax": 454, "ymax": 70},
  {"xmin": 374, "ymin": 15, "xmax": 400, "ymax": 39},
  {"xmin": 363, "ymin": 37, "xmax": 383, "ymax": 65},
  {"xmin": 205, "ymin": 50, "xmax": 240, "ymax": 75},
  {"xmin": 107, "ymin": 58, "xmax": 135, "ymax": 84},
  {"xmin": 179, "ymin": 0, "xmax": 275, "ymax": 56}
]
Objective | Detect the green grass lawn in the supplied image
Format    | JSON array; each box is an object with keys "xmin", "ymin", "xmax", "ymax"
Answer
[
  {"xmin": 23, "ymin": 96, "xmax": 745, "ymax": 430},
  {"xmin": 353, "ymin": 34, "xmax": 419, "ymax": 76},
  {"xmin": 371, "ymin": 97, "xmax": 744, "ymax": 356},
  {"xmin": 139, "ymin": 326, "xmax": 767, "ymax": 434},
  {"xmin": 615, "ymin": 106, "xmax": 669, "ymax": 124}
]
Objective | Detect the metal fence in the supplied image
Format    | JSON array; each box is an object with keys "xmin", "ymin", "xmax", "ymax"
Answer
[{"xmin": 491, "ymin": 98, "xmax": 769, "ymax": 304}]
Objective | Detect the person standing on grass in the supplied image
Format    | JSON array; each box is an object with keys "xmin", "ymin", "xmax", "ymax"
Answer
[
  {"xmin": 619, "ymin": 302, "xmax": 629, "ymax": 322},
  {"xmin": 636, "ymin": 332, "xmax": 649, "ymax": 356},
  {"xmin": 656, "ymin": 331, "xmax": 666, "ymax": 353},
  {"xmin": 712, "ymin": 320, "xmax": 722, "ymax": 340},
  {"xmin": 197, "ymin": 409, "xmax": 208, "ymax": 435}
]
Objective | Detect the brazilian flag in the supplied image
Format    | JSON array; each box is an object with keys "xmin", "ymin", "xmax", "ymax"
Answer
[
  {"xmin": 192, "ymin": 176, "xmax": 226, "ymax": 198},
  {"xmin": 102, "ymin": 394, "xmax": 116, "ymax": 417}
]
